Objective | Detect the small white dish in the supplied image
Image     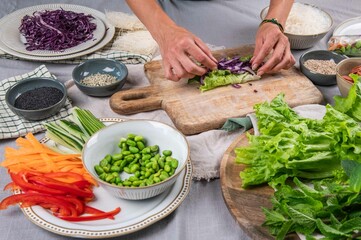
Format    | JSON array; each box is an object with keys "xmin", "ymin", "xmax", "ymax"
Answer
[{"xmin": 333, "ymin": 16, "xmax": 361, "ymax": 36}]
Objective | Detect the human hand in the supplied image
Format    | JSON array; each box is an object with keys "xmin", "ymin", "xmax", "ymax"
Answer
[
  {"xmin": 156, "ymin": 25, "xmax": 218, "ymax": 81},
  {"xmin": 251, "ymin": 23, "xmax": 295, "ymax": 76}
]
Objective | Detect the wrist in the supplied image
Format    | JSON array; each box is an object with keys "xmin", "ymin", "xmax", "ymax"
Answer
[{"xmin": 260, "ymin": 18, "xmax": 284, "ymax": 33}]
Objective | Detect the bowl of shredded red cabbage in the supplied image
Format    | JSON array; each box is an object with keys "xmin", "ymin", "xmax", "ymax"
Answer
[{"xmin": 19, "ymin": 9, "xmax": 97, "ymax": 51}]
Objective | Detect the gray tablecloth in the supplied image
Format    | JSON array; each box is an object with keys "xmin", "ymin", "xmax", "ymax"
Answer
[{"xmin": 0, "ymin": 1, "xmax": 360, "ymax": 240}]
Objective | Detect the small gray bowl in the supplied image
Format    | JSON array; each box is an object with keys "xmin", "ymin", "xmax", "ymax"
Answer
[
  {"xmin": 299, "ymin": 50, "xmax": 347, "ymax": 86},
  {"xmin": 72, "ymin": 59, "xmax": 128, "ymax": 97},
  {"xmin": 5, "ymin": 77, "xmax": 67, "ymax": 121}
]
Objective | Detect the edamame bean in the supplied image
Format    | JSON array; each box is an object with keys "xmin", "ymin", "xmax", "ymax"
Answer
[
  {"xmin": 171, "ymin": 159, "xmax": 179, "ymax": 169},
  {"xmin": 134, "ymin": 135, "xmax": 144, "ymax": 142},
  {"xmin": 162, "ymin": 150, "xmax": 172, "ymax": 156},
  {"xmin": 129, "ymin": 146, "xmax": 139, "ymax": 153},
  {"xmin": 137, "ymin": 141, "xmax": 145, "ymax": 150},
  {"xmin": 112, "ymin": 153, "xmax": 123, "ymax": 161},
  {"xmin": 95, "ymin": 133, "xmax": 178, "ymax": 188},
  {"xmin": 94, "ymin": 165, "xmax": 104, "ymax": 175}
]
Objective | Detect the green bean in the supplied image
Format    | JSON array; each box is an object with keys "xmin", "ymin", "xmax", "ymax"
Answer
[
  {"xmin": 115, "ymin": 177, "xmax": 121, "ymax": 184},
  {"xmin": 128, "ymin": 176, "xmax": 138, "ymax": 182},
  {"xmin": 134, "ymin": 153, "xmax": 141, "ymax": 160},
  {"xmin": 99, "ymin": 172, "xmax": 107, "ymax": 180},
  {"xmin": 121, "ymin": 143, "xmax": 128, "ymax": 150},
  {"xmin": 139, "ymin": 182, "xmax": 146, "ymax": 187},
  {"xmin": 99, "ymin": 159, "xmax": 108, "ymax": 167},
  {"xmin": 160, "ymin": 174, "xmax": 168, "ymax": 181},
  {"xmin": 152, "ymin": 162, "xmax": 159, "ymax": 171},
  {"xmin": 165, "ymin": 156, "xmax": 173, "ymax": 162},
  {"xmin": 141, "ymin": 147, "xmax": 151, "ymax": 154},
  {"xmin": 134, "ymin": 171, "xmax": 141, "ymax": 178},
  {"xmin": 139, "ymin": 176, "xmax": 145, "ymax": 180},
  {"xmin": 145, "ymin": 162, "xmax": 153, "ymax": 169},
  {"xmin": 158, "ymin": 159, "xmax": 165, "ymax": 169},
  {"xmin": 146, "ymin": 179, "xmax": 154, "ymax": 186},
  {"xmin": 122, "ymin": 150, "xmax": 131, "ymax": 156},
  {"xmin": 102, "ymin": 165, "xmax": 110, "ymax": 173},
  {"xmin": 124, "ymin": 154, "xmax": 134, "ymax": 161}
]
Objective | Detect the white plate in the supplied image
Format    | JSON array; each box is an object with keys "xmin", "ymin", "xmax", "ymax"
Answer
[
  {"xmin": 0, "ymin": 4, "xmax": 115, "ymax": 61},
  {"xmin": 0, "ymin": 7, "xmax": 106, "ymax": 57},
  {"xmin": 333, "ymin": 16, "xmax": 361, "ymax": 36},
  {"xmin": 18, "ymin": 118, "xmax": 192, "ymax": 238}
]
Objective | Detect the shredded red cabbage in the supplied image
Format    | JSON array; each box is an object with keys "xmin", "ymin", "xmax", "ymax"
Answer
[
  {"xmin": 19, "ymin": 9, "xmax": 97, "ymax": 51},
  {"xmin": 217, "ymin": 56, "xmax": 256, "ymax": 75}
]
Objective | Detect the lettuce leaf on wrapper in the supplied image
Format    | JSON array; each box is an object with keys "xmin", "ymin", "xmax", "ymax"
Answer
[{"xmin": 189, "ymin": 56, "xmax": 260, "ymax": 92}]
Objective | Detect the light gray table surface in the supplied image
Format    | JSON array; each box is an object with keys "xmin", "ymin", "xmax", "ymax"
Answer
[{"xmin": 0, "ymin": 1, "xmax": 360, "ymax": 240}]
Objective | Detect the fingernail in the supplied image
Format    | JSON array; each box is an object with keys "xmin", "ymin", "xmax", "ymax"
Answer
[
  {"xmin": 252, "ymin": 64, "xmax": 258, "ymax": 70},
  {"xmin": 257, "ymin": 70, "xmax": 264, "ymax": 76},
  {"xmin": 250, "ymin": 56, "xmax": 255, "ymax": 62}
]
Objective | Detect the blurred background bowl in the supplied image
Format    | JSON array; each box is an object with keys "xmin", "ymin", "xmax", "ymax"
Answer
[
  {"xmin": 336, "ymin": 58, "xmax": 361, "ymax": 97},
  {"xmin": 299, "ymin": 50, "xmax": 347, "ymax": 86},
  {"xmin": 260, "ymin": 3, "xmax": 333, "ymax": 49},
  {"xmin": 82, "ymin": 119, "xmax": 190, "ymax": 200},
  {"xmin": 72, "ymin": 58, "xmax": 128, "ymax": 97},
  {"xmin": 5, "ymin": 77, "xmax": 67, "ymax": 121}
]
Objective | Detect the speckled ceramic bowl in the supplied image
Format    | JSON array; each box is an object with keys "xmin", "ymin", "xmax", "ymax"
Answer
[
  {"xmin": 336, "ymin": 58, "xmax": 361, "ymax": 97},
  {"xmin": 82, "ymin": 120, "xmax": 190, "ymax": 200},
  {"xmin": 260, "ymin": 3, "xmax": 333, "ymax": 49},
  {"xmin": 72, "ymin": 58, "xmax": 128, "ymax": 97},
  {"xmin": 299, "ymin": 50, "xmax": 347, "ymax": 86},
  {"xmin": 5, "ymin": 77, "xmax": 67, "ymax": 121}
]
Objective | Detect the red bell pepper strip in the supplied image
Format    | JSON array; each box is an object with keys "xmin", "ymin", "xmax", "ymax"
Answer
[
  {"xmin": 84, "ymin": 205, "xmax": 115, "ymax": 220},
  {"xmin": 58, "ymin": 207, "xmax": 121, "ymax": 221},
  {"xmin": 27, "ymin": 176, "xmax": 94, "ymax": 198},
  {"xmin": 10, "ymin": 173, "xmax": 66, "ymax": 195},
  {"xmin": 0, "ymin": 193, "xmax": 78, "ymax": 216}
]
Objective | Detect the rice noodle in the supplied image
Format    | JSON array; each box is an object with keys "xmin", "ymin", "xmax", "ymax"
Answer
[{"xmin": 285, "ymin": 3, "xmax": 331, "ymax": 35}]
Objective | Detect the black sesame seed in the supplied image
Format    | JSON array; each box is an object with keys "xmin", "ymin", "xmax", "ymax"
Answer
[{"xmin": 14, "ymin": 87, "xmax": 64, "ymax": 110}]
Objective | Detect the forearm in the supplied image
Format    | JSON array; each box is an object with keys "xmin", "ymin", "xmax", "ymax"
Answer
[
  {"xmin": 125, "ymin": 0, "xmax": 177, "ymax": 42},
  {"xmin": 266, "ymin": 0, "xmax": 294, "ymax": 26}
]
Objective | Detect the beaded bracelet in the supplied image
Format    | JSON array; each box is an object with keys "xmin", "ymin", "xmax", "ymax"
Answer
[{"xmin": 260, "ymin": 18, "xmax": 284, "ymax": 33}]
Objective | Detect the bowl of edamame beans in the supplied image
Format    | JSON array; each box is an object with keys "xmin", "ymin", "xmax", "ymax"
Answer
[{"xmin": 82, "ymin": 119, "xmax": 190, "ymax": 200}]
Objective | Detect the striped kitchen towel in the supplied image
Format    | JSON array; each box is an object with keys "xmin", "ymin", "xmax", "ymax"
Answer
[{"xmin": 0, "ymin": 65, "xmax": 73, "ymax": 139}]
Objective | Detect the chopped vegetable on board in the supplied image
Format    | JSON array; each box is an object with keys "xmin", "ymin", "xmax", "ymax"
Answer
[{"xmin": 189, "ymin": 55, "xmax": 260, "ymax": 92}]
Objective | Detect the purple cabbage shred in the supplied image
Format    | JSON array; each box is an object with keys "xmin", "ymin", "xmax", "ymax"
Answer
[{"xmin": 19, "ymin": 9, "xmax": 97, "ymax": 51}]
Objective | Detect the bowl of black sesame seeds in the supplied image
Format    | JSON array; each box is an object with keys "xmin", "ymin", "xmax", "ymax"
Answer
[
  {"xmin": 72, "ymin": 59, "xmax": 128, "ymax": 97},
  {"xmin": 5, "ymin": 77, "xmax": 67, "ymax": 121}
]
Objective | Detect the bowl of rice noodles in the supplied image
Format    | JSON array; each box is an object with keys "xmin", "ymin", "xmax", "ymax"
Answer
[{"xmin": 260, "ymin": 2, "xmax": 333, "ymax": 49}]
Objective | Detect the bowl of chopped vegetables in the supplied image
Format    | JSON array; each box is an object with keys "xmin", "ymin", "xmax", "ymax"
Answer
[
  {"xmin": 82, "ymin": 119, "xmax": 190, "ymax": 200},
  {"xmin": 299, "ymin": 50, "xmax": 347, "ymax": 86},
  {"xmin": 5, "ymin": 77, "xmax": 67, "ymax": 121},
  {"xmin": 336, "ymin": 58, "xmax": 361, "ymax": 97},
  {"xmin": 72, "ymin": 58, "xmax": 128, "ymax": 97}
]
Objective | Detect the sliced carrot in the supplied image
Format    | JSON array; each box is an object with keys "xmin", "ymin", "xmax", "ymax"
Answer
[{"xmin": 1, "ymin": 133, "xmax": 96, "ymax": 186}]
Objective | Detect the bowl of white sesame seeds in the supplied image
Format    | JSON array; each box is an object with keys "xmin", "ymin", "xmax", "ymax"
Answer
[{"xmin": 72, "ymin": 58, "xmax": 128, "ymax": 97}]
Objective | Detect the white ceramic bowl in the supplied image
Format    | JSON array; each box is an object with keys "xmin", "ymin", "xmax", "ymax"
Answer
[
  {"xmin": 336, "ymin": 58, "xmax": 361, "ymax": 97},
  {"xmin": 260, "ymin": 3, "xmax": 333, "ymax": 49},
  {"xmin": 82, "ymin": 119, "xmax": 190, "ymax": 200}
]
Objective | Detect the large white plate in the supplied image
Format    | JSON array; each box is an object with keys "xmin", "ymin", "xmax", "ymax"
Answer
[
  {"xmin": 18, "ymin": 118, "xmax": 192, "ymax": 238},
  {"xmin": 333, "ymin": 16, "xmax": 361, "ymax": 36},
  {"xmin": 0, "ymin": 6, "xmax": 106, "ymax": 57},
  {"xmin": 0, "ymin": 4, "xmax": 115, "ymax": 61}
]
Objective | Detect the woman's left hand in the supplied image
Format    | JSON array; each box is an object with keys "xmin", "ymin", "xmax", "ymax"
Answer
[{"xmin": 251, "ymin": 23, "xmax": 295, "ymax": 76}]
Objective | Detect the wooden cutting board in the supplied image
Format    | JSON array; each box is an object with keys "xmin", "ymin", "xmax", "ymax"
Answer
[
  {"xmin": 110, "ymin": 45, "xmax": 324, "ymax": 135},
  {"xmin": 220, "ymin": 129, "xmax": 300, "ymax": 240}
]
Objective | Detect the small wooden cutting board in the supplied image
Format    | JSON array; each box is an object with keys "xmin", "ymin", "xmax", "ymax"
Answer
[
  {"xmin": 110, "ymin": 45, "xmax": 324, "ymax": 135},
  {"xmin": 220, "ymin": 129, "xmax": 300, "ymax": 240}
]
